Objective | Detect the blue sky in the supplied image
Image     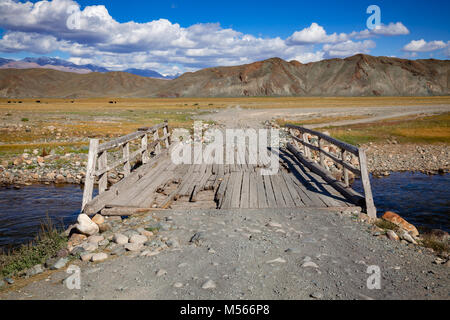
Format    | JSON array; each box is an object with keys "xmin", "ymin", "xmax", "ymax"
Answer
[{"xmin": 0, "ymin": 0, "xmax": 448, "ymax": 75}]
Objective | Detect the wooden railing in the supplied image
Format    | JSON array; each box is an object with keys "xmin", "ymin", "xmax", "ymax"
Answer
[
  {"xmin": 285, "ymin": 124, "xmax": 376, "ymax": 218},
  {"xmin": 82, "ymin": 121, "xmax": 171, "ymax": 211}
]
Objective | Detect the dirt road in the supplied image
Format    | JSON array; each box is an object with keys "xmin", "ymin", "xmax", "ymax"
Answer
[
  {"xmin": 1, "ymin": 208, "xmax": 448, "ymax": 300},
  {"xmin": 198, "ymin": 104, "xmax": 450, "ymax": 128}
]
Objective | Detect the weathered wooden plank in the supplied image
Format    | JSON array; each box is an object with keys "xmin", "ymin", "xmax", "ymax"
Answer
[
  {"xmin": 82, "ymin": 139, "xmax": 99, "ymax": 211},
  {"xmin": 106, "ymin": 158, "xmax": 172, "ymax": 207},
  {"xmin": 221, "ymin": 172, "xmax": 237, "ymax": 209},
  {"xmin": 276, "ymin": 172, "xmax": 296, "ymax": 207},
  {"xmin": 249, "ymin": 172, "xmax": 258, "ymax": 208},
  {"xmin": 358, "ymin": 148, "xmax": 377, "ymax": 218},
  {"xmin": 178, "ymin": 165, "xmax": 197, "ymax": 196},
  {"xmin": 122, "ymin": 142, "xmax": 131, "ymax": 177},
  {"xmin": 230, "ymin": 171, "xmax": 243, "ymax": 209},
  {"xmin": 101, "ymin": 207, "xmax": 158, "ymax": 216},
  {"xmin": 153, "ymin": 130, "xmax": 161, "ymax": 155},
  {"xmin": 191, "ymin": 167, "xmax": 212, "ymax": 202},
  {"xmin": 216, "ymin": 174, "xmax": 229, "ymax": 209},
  {"xmin": 240, "ymin": 172, "xmax": 250, "ymax": 209},
  {"xmin": 280, "ymin": 151, "xmax": 328, "ymax": 207},
  {"xmin": 141, "ymin": 133, "xmax": 149, "ymax": 164},
  {"xmin": 286, "ymin": 124, "xmax": 359, "ymax": 155},
  {"xmin": 262, "ymin": 174, "xmax": 277, "ymax": 208},
  {"xmin": 281, "ymin": 171, "xmax": 305, "ymax": 207},
  {"xmin": 98, "ymin": 150, "xmax": 108, "ymax": 194},
  {"xmin": 271, "ymin": 175, "xmax": 288, "ymax": 208},
  {"xmin": 137, "ymin": 168, "xmax": 176, "ymax": 208},
  {"xmin": 287, "ymin": 143, "xmax": 365, "ymax": 206},
  {"xmin": 256, "ymin": 173, "xmax": 268, "ymax": 209}
]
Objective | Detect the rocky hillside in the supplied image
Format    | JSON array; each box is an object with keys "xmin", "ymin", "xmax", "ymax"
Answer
[{"xmin": 0, "ymin": 54, "xmax": 448, "ymax": 98}]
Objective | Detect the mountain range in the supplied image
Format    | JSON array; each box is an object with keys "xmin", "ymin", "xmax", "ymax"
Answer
[
  {"xmin": 0, "ymin": 54, "xmax": 448, "ymax": 98},
  {"xmin": 0, "ymin": 57, "xmax": 176, "ymax": 79}
]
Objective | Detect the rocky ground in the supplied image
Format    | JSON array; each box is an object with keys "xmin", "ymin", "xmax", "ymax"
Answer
[
  {"xmin": 365, "ymin": 143, "xmax": 449, "ymax": 176},
  {"xmin": 0, "ymin": 207, "xmax": 448, "ymax": 300}
]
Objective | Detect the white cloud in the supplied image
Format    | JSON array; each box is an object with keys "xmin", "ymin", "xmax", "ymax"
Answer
[
  {"xmin": 402, "ymin": 39, "xmax": 448, "ymax": 52},
  {"xmin": 0, "ymin": 31, "xmax": 67, "ymax": 54},
  {"xmin": 372, "ymin": 22, "xmax": 410, "ymax": 36},
  {"xmin": 287, "ymin": 23, "xmax": 348, "ymax": 45},
  {"xmin": 288, "ymin": 51, "xmax": 325, "ymax": 63},
  {"xmin": 445, "ymin": 43, "xmax": 450, "ymax": 58},
  {"xmin": 323, "ymin": 40, "xmax": 376, "ymax": 57},
  {"xmin": 0, "ymin": 0, "xmax": 407, "ymax": 74}
]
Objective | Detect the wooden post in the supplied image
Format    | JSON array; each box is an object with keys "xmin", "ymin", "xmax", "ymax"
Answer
[
  {"xmin": 303, "ymin": 133, "xmax": 311, "ymax": 159},
  {"xmin": 358, "ymin": 148, "xmax": 376, "ymax": 218},
  {"xmin": 122, "ymin": 142, "xmax": 131, "ymax": 177},
  {"xmin": 154, "ymin": 129, "xmax": 161, "ymax": 154},
  {"xmin": 163, "ymin": 125, "xmax": 169, "ymax": 149},
  {"xmin": 164, "ymin": 121, "xmax": 171, "ymax": 146},
  {"xmin": 82, "ymin": 139, "xmax": 99, "ymax": 211},
  {"xmin": 98, "ymin": 151, "xmax": 108, "ymax": 194},
  {"xmin": 342, "ymin": 150, "xmax": 349, "ymax": 187},
  {"xmin": 292, "ymin": 129, "xmax": 300, "ymax": 149},
  {"xmin": 141, "ymin": 133, "xmax": 149, "ymax": 164},
  {"xmin": 318, "ymin": 137, "xmax": 325, "ymax": 168}
]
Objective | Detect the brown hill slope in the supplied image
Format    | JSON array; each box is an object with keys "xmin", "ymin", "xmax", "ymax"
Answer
[
  {"xmin": 0, "ymin": 54, "xmax": 448, "ymax": 98},
  {"xmin": 0, "ymin": 68, "xmax": 166, "ymax": 98}
]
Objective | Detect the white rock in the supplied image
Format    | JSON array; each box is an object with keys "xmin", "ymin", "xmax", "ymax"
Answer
[
  {"xmin": 88, "ymin": 235, "xmax": 104, "ymax": 244},
  {"xmin": 129, "ymin": 234, "xmax": 147, "ymax": 244},
  {"xmin": 124, "ymin": 243, "xmax": 143, "ymax": 252},
  {"xmin": 202, "ymin": 280, "xmax": 216, "ymax": 289},
  {"xmin": 113, "ymin": 233, "xmax": 129, "ymax": 245},
  {"xmin": 386, "ymin": 230, "xmax": 399, "ymax": 241},
  {"xmin": 399, "ymin": 230, "xmax": 417, "ymax": 244},
  {"xmin": 82, "ymin": 242, "xmax": 98, "ymax": 252},
  {"xmin": 91, "ymin": 253, "xmax": 108, "ymax": 262},
  {"xmin": 81, "ymin": 253, "xmax": 93, "ymax": 262},
  {"xmin": 156, "ymin": 269, "xmax": 167, "ymax": 277},
  {"xmin": 302, "ymin": 261, "xmax": 319, "ymax": 268},
  {"xmin": 266, "ymin": 258, "xmax": 286, "ymax": 264},
  {"xmin": 76, "ymin": 214, "xmax": 99, "ymax": 236},
  {"xmin": 267, "ymin": 221, "xmax": 282, "ymax": 228}
]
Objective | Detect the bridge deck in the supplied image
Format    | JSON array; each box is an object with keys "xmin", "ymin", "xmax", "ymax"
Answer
[
  {"xmin": 82, "ymin": 122, "xmax": 374, "ymax": 216},
  {"xmin": 85, "ymin": 148, "xmax": 356, "ymax": 214}
]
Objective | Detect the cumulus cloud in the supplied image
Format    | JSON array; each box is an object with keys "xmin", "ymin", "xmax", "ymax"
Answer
[
  {"xmin": 286, "ymin": 23, "xmax": 348, "ymax": 45},
  {"xmin": 402, "ymin": 39, "xmax": 448, "ymax": 52},
  {"xmin": 0, "ymin": 0, "xmax": 410, "ymax": 74},
  {"xmin": 323, "ymin": 40, "xmax": 376, "ymax": 58}
]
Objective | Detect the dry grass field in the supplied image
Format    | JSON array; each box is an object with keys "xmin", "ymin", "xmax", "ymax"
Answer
[
  {"xmin": 0, "ymin": 96, "xmax": 449, "ymax": 159},
  {"xmin": 320, "ymin": 112, "xmax": 450, "ymax": 145}
]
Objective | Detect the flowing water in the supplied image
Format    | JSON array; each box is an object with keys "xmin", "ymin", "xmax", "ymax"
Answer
[
  {"xmin": 0, "ymin": 172, "xmax": 448, "ymax": 251},
  {"xmin": 0, "ymin": 184, "xmax": 85, "ymax": 252},
  {"xmin": 353, "ymin": 172, "xmax": 449, "ymax": 232}
]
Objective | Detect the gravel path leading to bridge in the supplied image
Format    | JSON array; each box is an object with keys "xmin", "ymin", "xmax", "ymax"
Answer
[
  {"xmin": 1, "ymin": 208, "xmax": 448, "ymax": 300},
  {"xmin": 197, "ymin": 104, "xmax": 450, "ymax": 129}
]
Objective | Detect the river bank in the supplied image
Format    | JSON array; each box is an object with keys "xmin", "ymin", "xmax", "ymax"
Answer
[{"xmin": 0, "ymin": 142, "xmax": 449, "ymax": 186}]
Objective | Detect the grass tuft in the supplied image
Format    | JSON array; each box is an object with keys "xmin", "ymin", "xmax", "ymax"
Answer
[
  {"xmin": 0, "ymin": 216, "xmax": 67, "ymax": 278},
  {"xmin": 420, "ymin": 234, "xmax": 449, "ymax": 253},
  {"xmin": 375, "ymin": 219, "xmax": 399, "ymax": 232}
]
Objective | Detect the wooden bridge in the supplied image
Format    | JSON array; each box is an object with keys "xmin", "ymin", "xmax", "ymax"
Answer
[{"xmin": 81, "ymin": 121, "xmax": 376, "ymax": 218}]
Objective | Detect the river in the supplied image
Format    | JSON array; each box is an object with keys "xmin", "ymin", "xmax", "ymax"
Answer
[{"xmin": 0, "ymin": 172, "xmax": 448, "ymax": 251}]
